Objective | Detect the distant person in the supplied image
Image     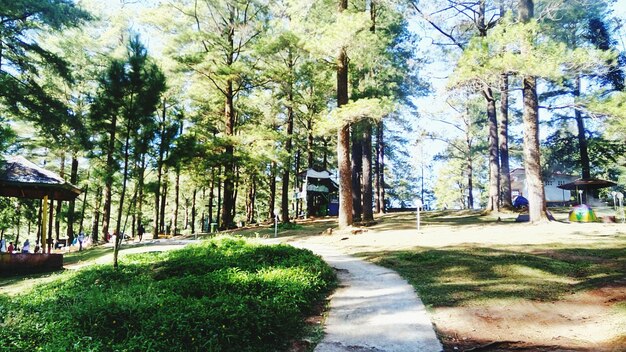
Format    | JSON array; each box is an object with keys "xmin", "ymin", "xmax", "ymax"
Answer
[
  {"xmin": 0, "ymin": 239, "xmax": 6, "ymax": 253},
  {"xmin": 34, "ymin": 241, "xmax": 41, "ymax": 254},
  {"xmin": 22, "ymin": 239, "xmax": 30, "ymax": 253},
  {"xmin": 137, "ymin": 224, "xmax": 145, "ymax": 242},
  {"xmin": 77, "ymin": 232, "xmax": 85, "ymax": 251},
  {"xmin": 7, "ymin": 242, "xmax": 14, "ymax": 254}
]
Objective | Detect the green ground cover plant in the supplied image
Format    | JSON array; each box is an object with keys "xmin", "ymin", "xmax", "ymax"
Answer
[{"xmin": 0, "ymin": 237, "xmax": 336, "ymax": 352}]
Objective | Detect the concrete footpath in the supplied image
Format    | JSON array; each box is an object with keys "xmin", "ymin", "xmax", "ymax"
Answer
[{"xmin": 292, "ymin": 242, "xmax": 443, "ymax": 352}]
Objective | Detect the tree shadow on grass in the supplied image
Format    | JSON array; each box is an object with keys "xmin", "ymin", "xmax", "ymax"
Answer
[{"xmin": 360, "ymin": 245, "xmax": 626, "ymax": 308}]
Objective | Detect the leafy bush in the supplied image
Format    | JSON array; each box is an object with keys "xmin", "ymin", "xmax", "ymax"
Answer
[{"xmin": 0, "ymin": 237, "xmax": 336, "ymax": 352}]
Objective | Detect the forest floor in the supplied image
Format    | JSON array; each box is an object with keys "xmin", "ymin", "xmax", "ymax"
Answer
[{"xmin": 266, "ymin": 209, "xmax": 626, "ymax": 352}]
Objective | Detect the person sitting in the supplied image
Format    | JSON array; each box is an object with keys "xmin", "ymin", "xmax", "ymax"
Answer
[
  {"xmin": 22, "ymin": 239, "xmax": 30, "ymax": 253},
  {"xmin": 7, "ymin": 241, "xmax": 14, "ymax": 254}
]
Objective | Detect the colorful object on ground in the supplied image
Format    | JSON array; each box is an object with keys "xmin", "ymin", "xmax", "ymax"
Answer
[
  {"xmin": 569, "ymin": 204, "xmax": 598, "ymax": 222},
  {"xmin": 513, "ymin": 195, "xmax": 529, "ymax": 208}
]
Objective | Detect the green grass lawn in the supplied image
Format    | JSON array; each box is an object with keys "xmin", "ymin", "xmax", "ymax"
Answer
[
  {"xmin": 0, "ymin": 237, "xmax": 336, "ymax": 352},
  {"xmin": 360, "ymin": 241, "xmax": 626, "ymax": 308}
]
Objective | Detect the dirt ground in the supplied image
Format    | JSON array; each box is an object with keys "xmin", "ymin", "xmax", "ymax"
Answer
[{"xmin": 279, "ymin": 212, "xmax": 626, "ymax": 352}]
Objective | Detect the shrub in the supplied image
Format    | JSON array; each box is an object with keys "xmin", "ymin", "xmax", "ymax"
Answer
[{"xmin": 0, "ymin": 237, "xmax": 336, "ymax": 352}]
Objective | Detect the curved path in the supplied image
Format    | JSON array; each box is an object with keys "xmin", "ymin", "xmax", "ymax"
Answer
[{"xmin": 291, "ymin": 242, "xmax": 442, "ymax": 352}]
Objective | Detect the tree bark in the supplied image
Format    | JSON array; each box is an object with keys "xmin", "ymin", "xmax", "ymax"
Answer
[
  {"xmin": 154, "ymin": 99, "xmax": 166, "ymax": 239},
  {"xmin": 55, "ymin": 153, "xmax": 65, "ymax": 241},
  {"xmin": 221, "ymin": 79, "xmax": 236, "ymax": 229},
  {"xmin": 499, "ymin": 73, "xmax": 513, "ymax": 208},
  {"xmin": 484, "ymin": 87, "xmax": 500, "ymax": 212},
  {"xmin": 160, "ymin": 163, "xmax": 168, "ymax": 234},
  {"xmin": 136, "ymin": 154, "xmax": 146, "ymax": 235},
  {"xmin": 374, "ymin": 121, "xmax": 385, "ymax": 213},
  {"xmin": 351, "ymin": 122, "xmax": 363, "ymax": 221},
  {"xmin": 209, "ymin": 168, "xmax": 215, "ymax": 225},
  {"xmin": 519, "ymin": 0, "xmax": 547, "ymax": 222},
  {"xmin": 174, "ymin": 164, "xmax": 180, "ymax": 235},
  {"xmin": 337, "ymin": 0, "xmax": 352, "ymax": 229},
  {"xmin": 91, "ymin": 187, "xmax": 102, "ymax": 243},
  {"xmin": 67, "ymin": 154, "xmax": 79, "ymax": 243},
  {"xmin": 466, "ymin": 124, "xmax": 475, "ymax": 209},
  {"xmin": 268, "ymin": 162, "xmax": 277, "ymax": 221},
  {"xmin": 361, "ymin": 122, "xmax": 374, "ymax": 222},
  {"xmin": 281, "ymin": 53, "xmax": 295, "ymax": 224},
  {"xmin": 191, "ymin": 188, "xmax": 197, "ymax": 233},
  {"xmin": 307, "ymin": 118, "xmax": 314, "ymax": 168},
  {"xmin": 116, "ymin": 123, "xmax": 132, "ymax": 237},
  {"xmin": 47, "ymin": 198, "xmax": 54, "ymax": 253},
  {"xmin": 102, "ymin": 112, "xmax": 117, "ymax": 242},
  {"xmin": 574, "ymin": 75, "xmax": 591, "ymax": 180}
]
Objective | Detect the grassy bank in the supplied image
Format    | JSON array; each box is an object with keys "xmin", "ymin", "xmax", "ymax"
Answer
[{"xmin": 0, "ymin": 237, "xmax": 336, "ymax": 352}]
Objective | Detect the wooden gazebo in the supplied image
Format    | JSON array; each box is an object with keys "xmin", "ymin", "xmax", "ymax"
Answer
[{"xmin": 0, "ymin": 155, "xmax": 81, "ymax": 275}]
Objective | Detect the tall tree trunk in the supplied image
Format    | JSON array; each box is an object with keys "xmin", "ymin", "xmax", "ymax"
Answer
[
  {"xmin": 102, "ymin": 114, "xmax": 117, "ymax": 242},
  {"xmin": 499, "ymin": 73, "xmax": 513, "ymax": 208},
  {"xmin": 191, "ymin": 188, "xmax": 197, "ymax": 234},
  {"xmin": 67, "ymin": 154, "xmax": 79, "ymax": 243},
  {"xmin": 55, "ymin": 153, "xmax": 65, "ymax": 241},
  {"xmin": 476, "ymin": 2, "xmax": 499, "ymax": 213},
  {"xmin": 281, "ymin": 90, "xmax": 294, "ymax": 223},
  {"xmin": 209, "ymin": 169, "xmax": 215, "ymax": 225},
  {"xmin": 160, "ymin": 163, "xmax": 168, "ymax": 234},
  {"xmin": 466, "ymin": 126, "xmax": 475, "ymax": 209},
  {"xmin": 217, "ymin": 168, "xmax": 222, "ymax": 229},
  {"xmin": 174, "ymin": 164, "xmax": 180, "ymax": 235},
  {"xmin": 116, "ymin": 124, "xmax": 132, "ymax": 236},
  {"xmin": 295, "ymin": 150, "xmax": 301, "ymax": 218},
  {"xmin": 467, "ymin": 156, "xmax": 475, "ymax": 209},
  {"xmin": 361, "ymin": 0, "xmax": 375, "ymax": 223},
  {"xmin": 232, "ymin": 166, "xmax": 239, "ymax": 221},
  {"xmin": 520, "ymin": 0, "xmax": 547, "ymax": 222},
  {"xmin": 78, "ymin": 171, "xmax": 89, "ymax": 235},
  {"xmin": 351, "ymin": 122, "xmax": 363, "ymax": 222},
  {"xmin": 322, "ymin": 138, "xmax": 329, "ymax": 170},
  {"xmin": 154, "ymin": 99, "xmax": 166, "ymax": 239},
  {"xmin": 91, "ymin": 187, "xmax": 102, "ymax": 243},
  {"xmin": 574, "ymin": 75, "xmax": 591, "ymax": 180},
  {"xmin": 268, "ymin": 162, "xmax": 277, "ymax": 221},
  {"xmin": 484, "ymin": 87, "xmax": 500, "ymax": 212},
  {"xmin": 375, "ymin": 121, "xmax": 385, "ymax": 213},
  {"xmin": 336, "ymin": 0, "xmax": 353, "ymax": 229},
  {"xmin": 362, "ymin": 122, "xmax": 374, "ymax": 222},
  {"xmin": 307, "ymin": 118, "xmax": 314, "ymax": 168},
  {"xmin": 137, "ymin": 154, "xmax": 146, "ymax": 235},
  {"xmin": 246, "ymin": 177, "xmax": 256, "ymax": 223},
  {"xmin": 221, "ymin": 80, "xmax": 236, "ymax": 229},
  {"xmin": 47, "ymin": 198, "xmax": 54, "ymax": 253}
]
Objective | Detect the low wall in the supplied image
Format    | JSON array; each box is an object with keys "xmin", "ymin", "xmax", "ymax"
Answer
[{"xmin": 0, "ymin": 253, "xmax": 64, "ymax": 276}]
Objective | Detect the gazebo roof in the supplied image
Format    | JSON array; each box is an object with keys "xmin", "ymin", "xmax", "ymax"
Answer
[
  {"xmin": 0, "ymin": 155, "xmax": 82, "ymax": 201},
  {"xmin": 557, "ymin": 178, "xmax": 617, "ymax": 191}
]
